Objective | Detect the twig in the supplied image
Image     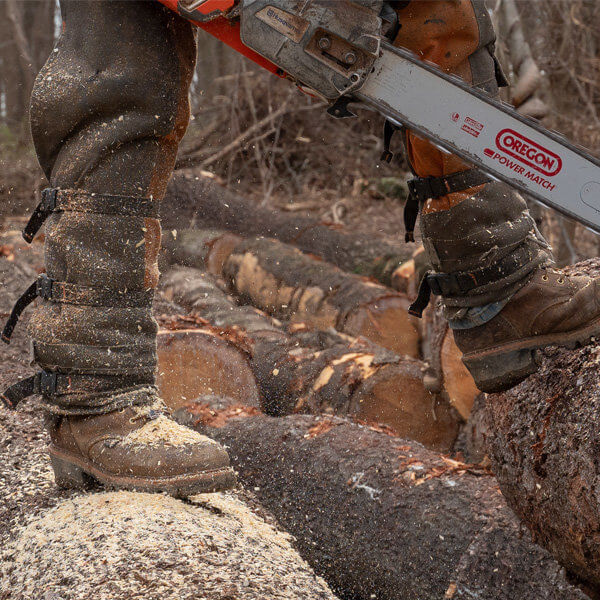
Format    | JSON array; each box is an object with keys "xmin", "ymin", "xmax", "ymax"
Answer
[{"xmin": 199, "ymin": 103, "xmax": 320, "ymax": 169}]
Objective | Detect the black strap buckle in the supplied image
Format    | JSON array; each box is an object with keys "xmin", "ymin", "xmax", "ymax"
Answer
[
  {"xmin": 36, "ymin": 274, "xmax": 54, "ymax": 300},
  {"xmin": 381, "ymin": 120, "xmax": 401, "ymax": 163},
  {"xmin": 23, "ymin": 188, "xmax": 58, "ymax": 243},
  {"xmin": 1, "ymin": 370, "xmax": 59, "ymax": 409}
]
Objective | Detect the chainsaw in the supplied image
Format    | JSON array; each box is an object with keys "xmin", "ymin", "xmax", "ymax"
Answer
[{"xmin": 158, "ymin": 0, "xmax": 600, "ymax": 234}]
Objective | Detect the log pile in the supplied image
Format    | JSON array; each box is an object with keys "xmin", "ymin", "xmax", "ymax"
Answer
[
  {"xmin": 163, "ymin": 229, "xmax": 420, "ymax": 357},
  {"xmin": 163, "ymin": 171, "xmax": 414, "ymax": 286},
  {"xmin": 173, "ymin": 403, "xmax": 589, "ymax": 600},
  {"xmin": 160, "ymin": 267, "xmax": 460, "ymax": 451}
]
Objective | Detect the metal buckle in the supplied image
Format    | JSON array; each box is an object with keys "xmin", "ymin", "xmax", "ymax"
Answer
[
  {"xmin": 408, "ymin": 177, "xmax": 437, "ymax": 202},
  {"xmin": 32, "ymin": 371, "xmax": 58, "ymax": 396},
  {"xmin": 36, "ymin": 274, "xmax": 54, "ymax": 300},
  {"xmin": 426, "ymin": 273, "xmax": 443, "ymax": 296}
]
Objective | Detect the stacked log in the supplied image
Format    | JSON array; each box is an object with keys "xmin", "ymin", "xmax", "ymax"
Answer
[
  {"xmin": 163, "ymin": 171, "xmax": 414, "ymax": 286},
  {"xmin": 157, "ymin": 329, "xmax": 261, "ymax": 411},
  {"xmin": 174, "ymin": 404, "xmax": 589, "ymax": 600},
  {"xmin": 160, "ymin": 267, "xmax": 460, "ymax": 452},
  {"xmin": 163, "ymin": 229, "xmax": 420, "ymax": 358}
]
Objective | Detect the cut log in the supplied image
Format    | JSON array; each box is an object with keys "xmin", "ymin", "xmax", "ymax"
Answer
[
  {"xmin": 482, "ymin": 261, "xmax": 600, "ymax": 593},
  {"xmin": 164, "ymin": 229, "xmax": 421, "ymax": 358},
  {"xmin": 421, "ymin": 302, "xmax": 479, "ymax": 420},
  {"xmin": 174, "ymin": 405, "xmax": 590, "ymax": 600},
  {"xmin": 163, "ymin": 171, "xmax": 414, "ymax": 286},
  {"xmin": 160, "ymin": 267, "xmax": 460, "ymax": 452},
  {"xmin": 157, "ymin": 329, "xmax": 261, "ymax": 411}
]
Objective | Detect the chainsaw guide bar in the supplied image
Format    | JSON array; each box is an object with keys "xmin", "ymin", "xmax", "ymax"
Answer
[{"xmin": 356, "ymin": 43, "xmax": 600, "ymax": 233}]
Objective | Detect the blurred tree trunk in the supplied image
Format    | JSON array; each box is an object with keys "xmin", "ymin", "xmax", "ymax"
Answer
[{"xmin": 0, "ymin": 0, "xmax": 55, "ymax": 134}]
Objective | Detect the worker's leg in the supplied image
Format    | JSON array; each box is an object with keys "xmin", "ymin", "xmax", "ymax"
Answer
[
  {"xmin": 6, "ymin": 0, "xmax": 235, "ymax": 495},
  {"xmin": 394, "ymin": 0, "xmax": 600, "ymax": 392}
]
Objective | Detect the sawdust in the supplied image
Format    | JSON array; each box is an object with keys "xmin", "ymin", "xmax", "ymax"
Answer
[
  {"xmin": 122, "ymin": 413, "xmax": 209, "ymax": 447},
  {"xmin": 1, "ymin": 491, "xmax": 337, "ymax": 600}
]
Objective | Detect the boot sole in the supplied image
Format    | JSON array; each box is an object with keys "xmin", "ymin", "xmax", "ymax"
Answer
[
  {"xmin": 462, "ymin": 317, "xmax": 600, "ymax": 393},
  {"xmin": 49, "ymin": 446, "xmax": 237, "ymax": 497}
]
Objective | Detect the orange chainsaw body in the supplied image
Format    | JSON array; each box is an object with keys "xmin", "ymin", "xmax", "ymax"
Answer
[{"xmin": 157, "ymin": 0, "xmax": 282, "ymax": 77}]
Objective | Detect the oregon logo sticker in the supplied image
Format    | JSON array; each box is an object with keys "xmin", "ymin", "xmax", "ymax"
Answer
[
  {"xmin": 496, "ymin": 129, "xmax": 563, "ymax": 177},
  {"xmin": 256, "ymin": 6, "xmax": 310, "ymax": 43}
]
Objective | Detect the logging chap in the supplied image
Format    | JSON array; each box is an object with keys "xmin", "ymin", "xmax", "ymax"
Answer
[{"xmin": 2, "ymin": 0, "xmax": 600, "ymax": 496}]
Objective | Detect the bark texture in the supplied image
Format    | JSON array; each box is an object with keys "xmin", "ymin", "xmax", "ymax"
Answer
[
  {"xmin": 160, "ymin": 267, "xmax": 459, "ymax": 451},
  {"xmin": 176, "ymin": 407, "xmax": 589, "ymax": 600},
  {"xmin": 482, "ymin": 259, "xmax": 600, "ymax": 593},
  {"xmin": 163, "ymin": 172, "xmax": 414, "ymax": 285},
  {"xmin": 164, "ymin": 229, "xmax": 420, "ymax": 357}
]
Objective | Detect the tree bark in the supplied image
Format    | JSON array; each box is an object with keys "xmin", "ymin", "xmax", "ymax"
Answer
[
  {"xmin": 162, "ymin": 171, "xmax": 414, "ymax": 286},
  {"xmin": 163, "ymin": 229, "xmax": 421, "ymax": 358},
  {"xmin": 160, "ymin": 267, "xmax": 460, "ymax": 452},
  {"xmin": 481, "ymin": 258, "xmax": 600, "ymax": 593},
  {"xmin": 174, "ymin": 407, "xmax": 590, "ymax": 600}
]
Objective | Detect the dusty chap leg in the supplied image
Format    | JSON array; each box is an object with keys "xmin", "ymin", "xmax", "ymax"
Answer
[{"xmin": 5, "ymin": 0, "xmax": 236, "ymax": 494}]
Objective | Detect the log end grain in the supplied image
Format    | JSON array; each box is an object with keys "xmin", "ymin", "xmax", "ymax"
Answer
[
  {"xmin": 353, "ymin": 360, "xmax": 460, "ymax": 453},
  {"xmin": 343, "ymin": 295, "xmax": 420, "ymax": 358},
  {"xmin": 441, "ymin": 331, "xmax": 479, "ymax": 420},
  {"xmin": 157, "ymin": 329, "xmax": 261, "ymax": 411}
]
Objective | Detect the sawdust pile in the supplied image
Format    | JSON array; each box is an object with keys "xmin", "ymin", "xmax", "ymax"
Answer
[{"xmin": 1, "ymin": 490, "xmax": 336, "ymax": 600}]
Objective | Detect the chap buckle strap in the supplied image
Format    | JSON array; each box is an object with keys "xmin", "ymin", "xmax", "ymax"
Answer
[
  {"xmin": 23, "ymin": 188, "xmax": 160, "ymax": 243},
  {"xmin": 1, "ymin": 371, "xmax": 155, "ymax": 410},
  {"xmin": 2, "ymin": 274, "xmax": 153, "ymax": 344},
  {"xmin": 404, "ymin": 169, "xmax": 493, "ymax": 243},
  {"xmin": 1, "ymin": 371, "xmax": 59, "ymax": 409},
  {"xmin": 408, "ymin": 244, "xmax": 535, "ymax": 318}
]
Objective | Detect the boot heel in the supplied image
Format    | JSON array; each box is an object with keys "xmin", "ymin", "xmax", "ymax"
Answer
[
  {"xmin": 463, "ymin": 348, "xmax": 539, "ymax": 393},
  {"xmin": 50, "ymin": 454, "xmax": 95, "ymax": 489}
]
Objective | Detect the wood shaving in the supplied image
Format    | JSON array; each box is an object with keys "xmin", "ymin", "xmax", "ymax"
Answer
[
  {"xmin": 2, "ymin": 491, "xmax": 336, "ymax": 600},
  {"xmin": 122, "ymin": 414, "xmax": 208, "ymax": 447}
]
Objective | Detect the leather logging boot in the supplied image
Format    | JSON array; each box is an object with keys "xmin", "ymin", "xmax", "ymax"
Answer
[
  {"xmin": 1, "ymin": 0, "xmax": 235, "ymax": 495},
  {"xmin": 410, "ymin": 182, "xmax": 600, "ymax": 392},
  {"xmin": 46, "ymin": 402, "xmax": 235, "ymax": 496},
  {"xmin": 452, "ymin": 266, "xmax": 600, "ymax": 392}
]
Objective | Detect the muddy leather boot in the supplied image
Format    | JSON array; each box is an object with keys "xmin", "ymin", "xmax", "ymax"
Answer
[
  {"xmin": 452, "ymin": 266, "xmax": 600, "ymax": 392},
  {"xmin": 415, "ymin": 184, "xmax": 600, "ymax": 392},
  {"xmin": 1, "ymin": 1, "xmax": 235, "ymax": 495}
]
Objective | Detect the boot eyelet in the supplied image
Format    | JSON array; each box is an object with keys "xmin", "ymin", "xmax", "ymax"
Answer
[
  {"xmin": 558, "ymin": 278, "xmax": 565, "ymax": 284},
  {"xmin": 542, "ymin": 274, "xmax": 549, "ymax": 281}
]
